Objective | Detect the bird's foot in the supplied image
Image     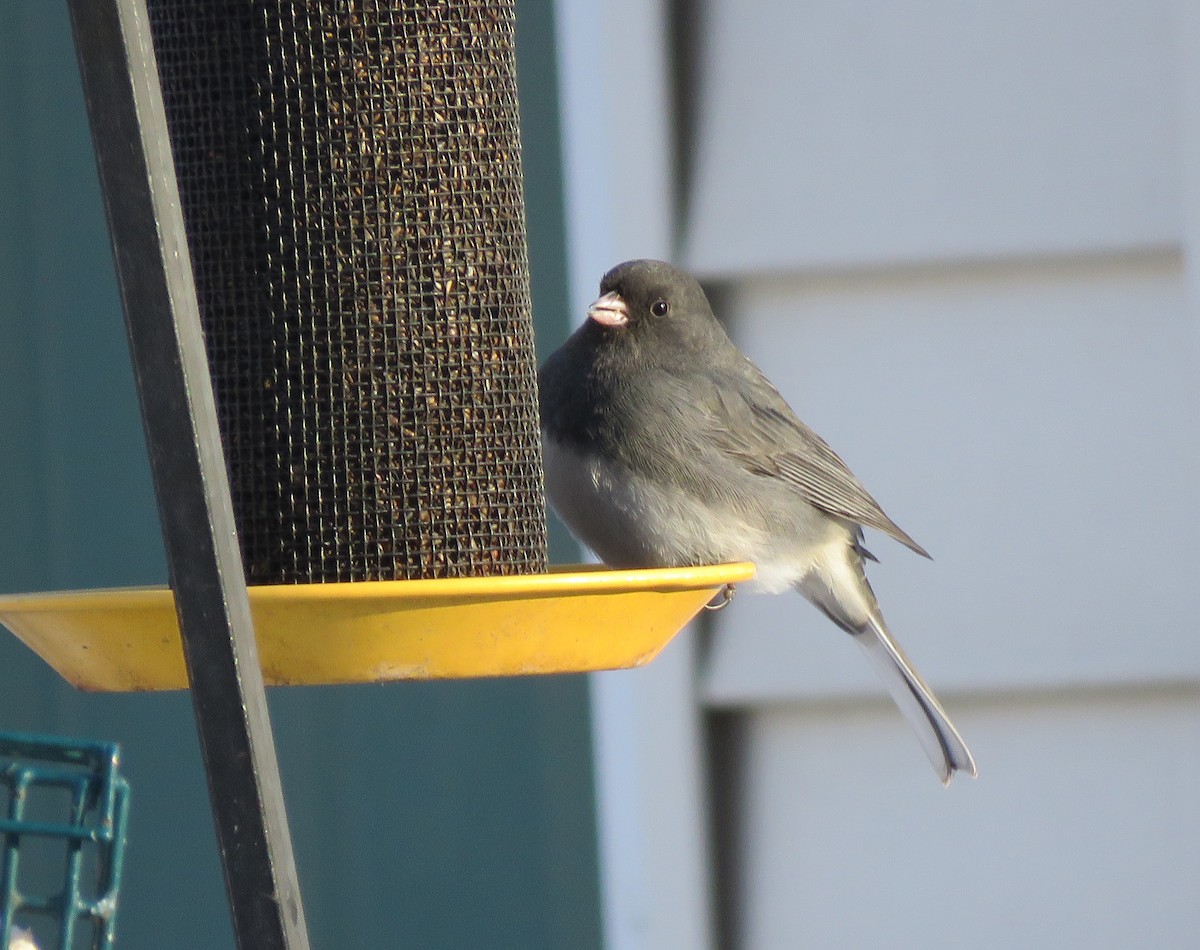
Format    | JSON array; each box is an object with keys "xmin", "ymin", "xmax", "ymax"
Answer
[{"xmin": 704, "ymin": 584, "xmax": 737, "ymax": 611}]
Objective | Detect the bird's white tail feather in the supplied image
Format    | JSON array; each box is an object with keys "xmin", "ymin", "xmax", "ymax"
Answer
[{"xmin": 854, "ymin": 617, "xmax": 977, "ymax": 785}]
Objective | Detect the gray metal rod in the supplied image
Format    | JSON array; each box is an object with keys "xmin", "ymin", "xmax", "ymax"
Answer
[{"xmin": 65, "ymin": 1, "xmax": 311, "ymax": 947}]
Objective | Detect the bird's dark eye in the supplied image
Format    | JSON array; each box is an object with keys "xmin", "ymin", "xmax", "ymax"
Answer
[{"xmin": 650, "ymin": 299, "xmax": 670, "ymax": 317}]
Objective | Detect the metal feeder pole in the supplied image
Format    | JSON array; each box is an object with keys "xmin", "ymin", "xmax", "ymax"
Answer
[{"xmin": 66, "ymin": 1, "xmax": 310, "ymax": 948}]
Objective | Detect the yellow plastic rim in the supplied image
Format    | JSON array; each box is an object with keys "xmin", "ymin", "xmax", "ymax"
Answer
[{"xmin": 0, "ymin": 563, "xmax": 755, "ymax": 692}]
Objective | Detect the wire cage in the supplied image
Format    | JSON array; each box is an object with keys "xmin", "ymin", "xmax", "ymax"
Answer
[{"xmin": 0, "ymin": 732, "xmax": 130, "ymax": 950}]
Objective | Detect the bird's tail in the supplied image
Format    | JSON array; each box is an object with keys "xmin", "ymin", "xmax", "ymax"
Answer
[
  {"xmin": 799, "ymin": 539, "xmax": 977, "ymax": 783},
  {"xmin": 854, "ymin": 613, "xmax": 977, "ymax": 785}
]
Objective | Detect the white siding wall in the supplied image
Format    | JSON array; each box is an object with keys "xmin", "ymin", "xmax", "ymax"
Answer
[
  {"xmin": 736, "ymin": 690, "xmax": 1200, "ymax": 949},
  {"xmin": 688, "ymin": 1, "xmax": 1200, "ymax": 947},
  {"xmin": 684, "ymin": 0, "xmax": 1180, "ymax": 273},
  {"xmin": 557, "ymin": 0, "xmax": 1200, "ymax": 947},
  {"xmin": 704, "ymin": 256, "xmax": 1200, "ymax": 948}
]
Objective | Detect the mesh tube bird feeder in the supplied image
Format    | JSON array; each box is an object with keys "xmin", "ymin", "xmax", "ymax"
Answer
[
  {"xmin": 148, "ymin": 0, "xmax": 549, "ymax": 583},
  {"xmin": 0, "ymin": 1, "xmax": 752, "ymax": 688}
]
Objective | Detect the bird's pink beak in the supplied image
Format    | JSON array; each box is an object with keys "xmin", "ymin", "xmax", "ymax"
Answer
[{"xmin": 587, "ymin": 291, "xmax": 629, "ymax": 327}]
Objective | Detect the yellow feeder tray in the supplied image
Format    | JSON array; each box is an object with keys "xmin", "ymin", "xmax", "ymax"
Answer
[{"xmin": 0, "ymin": 563, "xmax": 755, "ymax": 692}]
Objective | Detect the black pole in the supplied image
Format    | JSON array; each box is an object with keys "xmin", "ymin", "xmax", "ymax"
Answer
[{"xmin": 66, "ymin": 2, "xmax": 310, "ymax": 948}]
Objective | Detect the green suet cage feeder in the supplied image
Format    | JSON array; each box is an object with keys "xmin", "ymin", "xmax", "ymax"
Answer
[{"xmin": 0, "ymin": 732, "xmax": 130, "ymax": 950}]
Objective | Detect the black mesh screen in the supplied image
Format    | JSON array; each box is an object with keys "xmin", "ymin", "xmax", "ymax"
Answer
[{"xmin": 145, "ymin": 0, "xmax": 548, "ymax": 583}]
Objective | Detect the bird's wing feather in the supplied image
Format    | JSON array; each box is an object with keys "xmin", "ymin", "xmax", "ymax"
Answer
[{"xmin": 701, "ymin": 359, "xmax": 930, "ymax": 557}]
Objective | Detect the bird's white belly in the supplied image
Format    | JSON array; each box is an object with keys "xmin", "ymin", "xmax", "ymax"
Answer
[{"xmin": 542, "ymin": 437, "xmax": 816, "ymax": 591}]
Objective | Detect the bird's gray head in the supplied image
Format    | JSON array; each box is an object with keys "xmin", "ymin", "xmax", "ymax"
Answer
[{"xmin": 584, "ymin": 259, "xmax": 727, "ymax": 354}]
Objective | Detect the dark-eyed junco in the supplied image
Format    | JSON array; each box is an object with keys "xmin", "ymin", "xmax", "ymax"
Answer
[{"xmin": 539, "ymin": 259, "xmax": 975, "ymax": 784}]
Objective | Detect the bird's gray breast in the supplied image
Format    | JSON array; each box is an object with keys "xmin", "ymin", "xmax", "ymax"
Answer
[
  {"xmin": 540, "ymin": 432, "xmax": 842, "ymax": 592},
  {"xmin": 541, "ymin": 435, "xmax": 770, "ymax": 567}
]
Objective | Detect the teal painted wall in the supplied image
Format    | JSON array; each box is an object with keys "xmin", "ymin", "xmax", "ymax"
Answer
[{"xmin": 0, "ymin": 4, "xmax": 600, "ymax": 949}]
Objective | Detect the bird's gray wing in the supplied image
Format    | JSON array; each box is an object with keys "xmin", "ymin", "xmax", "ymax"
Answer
[{"xmin": 701, "ymin": 359, "xmax": 930, "ymax": 558}]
